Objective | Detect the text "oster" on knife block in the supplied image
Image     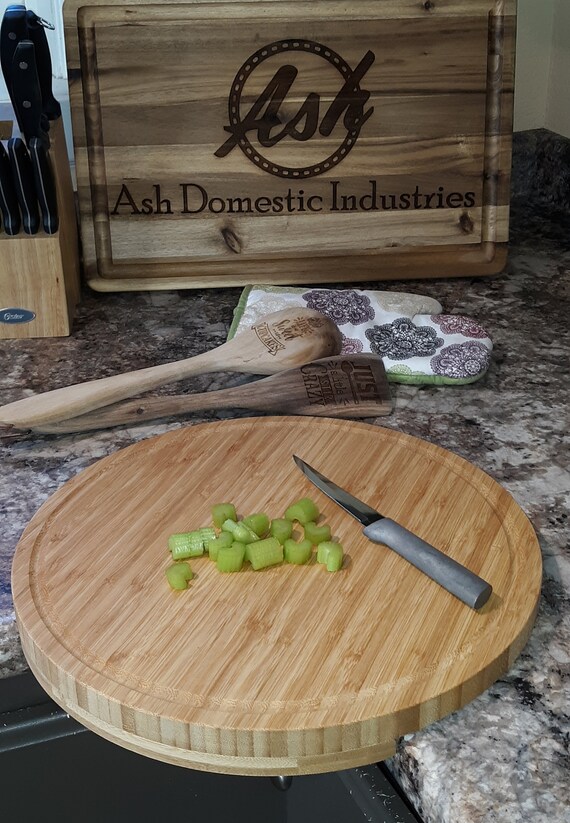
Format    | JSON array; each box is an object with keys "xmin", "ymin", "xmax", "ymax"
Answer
[{"xmin": 0, "ymin": 116, "xmax": 80, "ymax": 339}]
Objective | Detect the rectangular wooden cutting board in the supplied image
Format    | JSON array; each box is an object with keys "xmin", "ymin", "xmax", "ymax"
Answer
[{"xmin": 63, "ymin": 0, "xmax": 516, "ymax": 290}]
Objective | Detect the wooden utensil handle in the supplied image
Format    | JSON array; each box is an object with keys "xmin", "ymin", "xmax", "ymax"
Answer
[
  {"xmin": 363, "ymin": 518, "xmax": 493, "ymax": 610},
  {"xmin": 28, "ymin": 353, "xmax": 394, "ymax": 433},
  {"xmin": 31, "ymin": 383, "xmax": 262, "ymax": 433},
  {"xmin": 0, "ymin": 308, "xmax": 342, "ymax": 428},
  {"xmin": 0, "ymin": 348, "xmax": 224, "ymax": 428}
]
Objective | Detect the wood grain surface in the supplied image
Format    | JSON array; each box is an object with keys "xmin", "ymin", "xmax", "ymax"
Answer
[
  {"xmin": 0, "ymin": 308, "xmax": 341, "ymax": 427},
  {"xmin": 12, "ymin": 417, "xmax": 541, "ymax": 775},
  {"xmin": 0, "ymin": 118, "xmax": 81, "ymax": 338},
  {"xmin": 62, "ymin": 0, "xmax": 516, "ymax": 289},
  {"xmin": 29, "ymin": 355, "xmax": 393, "ymax": 433}
]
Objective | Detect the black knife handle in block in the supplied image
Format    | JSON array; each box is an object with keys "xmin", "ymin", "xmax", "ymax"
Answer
[
  {"xmin": 11, "ymin": 40, "xmax": 50, "ymax": 147},
  {"xmin": 8, "ymin": 137, "xmax": 40, "ymax": 235},
  {"xmin": 29, "ymin": 136, "xmax": 58, "ymax": 234},
  {"xmin": 0, "ymin": 141, "xmax": 21, "ymax": 235},
  {"xmin": 26, "ymin": 10, "xmax": 61, "ymax": 121},
  {"xmin": 0, "ymin": 5, "xmax": 27, "ymax": 110},
  {"xmin": 362, "ymin": 518, "xmax": 493, "ymax": 610}
]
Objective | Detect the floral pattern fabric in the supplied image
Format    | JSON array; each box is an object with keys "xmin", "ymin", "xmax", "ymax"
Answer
[
  {"xmin": 365, "ymin": 318, "xmax": 444, "ymax": 360},
  {"xmin": 303, "ymin": 289, "xmax": 375, "ymax": 325},
  {"xmin": 430, "ymin": 314, "xmax": 489, "ymax": 339},
  {"xmin": 230, "ymin": 285, "xmax": 493, "ymax": 385},
  {"xmin": 430, "ymin": 341, "xmax": 491, "ymax": 379}
]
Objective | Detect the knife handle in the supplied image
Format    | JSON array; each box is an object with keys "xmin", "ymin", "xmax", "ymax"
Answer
[
  {"xmin": 29, "ymin": 136, "xmax": 58, "ymax": 234},
  {"xmin": 8, "ymin": 137, "xmax": 40, "ymax": 235},
  {"xmin": 0, "ymin": 141, "xmax": 21, "ymax": 235},
  {"xmin": 0, "ymin": 5, "xmax": 27, "ymax": 107},
  {"xmin": 26, "ymin": 10, "xmax": 61, "ymax": 121},
  {"xmin": 362, "ymin": 518, "xmax": 493, "ymax": 610},
  {"xmin": 11, "ymin": 40, "xmax": 50, "ymax": 148}
]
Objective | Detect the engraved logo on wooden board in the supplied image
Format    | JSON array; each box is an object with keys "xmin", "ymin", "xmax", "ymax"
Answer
[
  {"xmin": 109, "ymin": 28, "xmax": 477, "ymax": 221},
  {"xmin": 102, "ymin": 15, "xmax": 497, "ymax": 263},
  {"xmin": 215, "ymin": 39, "xmax": 375, "ymax": 179}
]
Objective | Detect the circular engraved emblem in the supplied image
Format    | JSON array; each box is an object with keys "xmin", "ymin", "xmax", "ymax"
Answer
[{"xmin": 215, "ymin": 39, "xmax": 375, "ymax": 179}]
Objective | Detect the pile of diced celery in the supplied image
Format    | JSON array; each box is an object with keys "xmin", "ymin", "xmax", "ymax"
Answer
[{"xmin": 164, "ymin": 497, "xmax": 344, "ymax": 590}]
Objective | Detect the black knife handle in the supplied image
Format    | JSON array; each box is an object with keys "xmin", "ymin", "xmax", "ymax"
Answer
[
  {"xmin": 362, "ymin": 518, "xmax": 493, "ymax": 610},
  {"xmin": 7, "ymin": 137, "xmax": 40, "ymax": 235},
  {"xmin": 0, "ymin": 140, "xmax": 21, "ymax": 235},
  {"xmin": 0, "ymin": 143, "xmax": 22, "ymax": 236},
  {"xmin": 11, "ymin": 40, "xmax": 50, "ymax": 147},
  {"xmin": 26, "ymin": 10, "xmax": 61, "ymax": 121},
  {"xmin": 0, "ymin": 5, "xmax": 27, "ymax": 119},
  {"xmin": 29, "ymin": 136, "xmax": 58, "ymax": 234}
]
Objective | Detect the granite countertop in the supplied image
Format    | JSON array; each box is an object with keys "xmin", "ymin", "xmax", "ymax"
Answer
[{"xmin": 1, "ymin": 132, "xmax": 569, "ymax": 822}]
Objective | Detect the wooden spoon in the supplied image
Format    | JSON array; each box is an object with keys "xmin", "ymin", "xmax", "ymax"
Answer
[
  {"xmin": 27, "ymin": 355, "xmax": 392, "ymax": 434},
  {"xmin": 0, "ymin": 308, "xmax": 341, "ymax": 428}
]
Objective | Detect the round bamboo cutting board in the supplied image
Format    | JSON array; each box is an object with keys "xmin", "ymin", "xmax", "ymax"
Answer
[{"xmin": 12, "ymin": 418, "xmax": 542, "ymax": 776}]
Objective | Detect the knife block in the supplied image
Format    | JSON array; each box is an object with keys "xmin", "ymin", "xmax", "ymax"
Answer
[{"xmin": 0, "ymin": 117, "xmax": 80, "ymax": 339}]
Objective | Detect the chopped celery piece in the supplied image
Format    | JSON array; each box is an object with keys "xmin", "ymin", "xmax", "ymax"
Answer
[
  {"xmin": 221, "ymin": 519, "xmax": 259, "ymax": 543},
  {"xmin": 284, "ymin": 538, "xmax": 313, "ymax": 565},
  {"xmin": 217, "ymin": 543, "xmax": 246, "ymax": 573},
  {"xmin": 284, "ymin": 497, "xmax": 319, "ymax": 525},
  {"xmin": 165, "ymin": 562, "xmax": 193, "ymax": 590},
  {"xmin": 325, "ymin": 546, "xmax": 343, "ymax": 572},
  {"xmin": 242, "ymin": 513, "xmax": 270, "ymax": 537},
  {"xmin": 207, "ymin": 532, "xmax": 233, "ymax": 561},
  {"xmin": 199, "ymin": 527, "xmax": 216, "ymax": 543},
  {"xmin": 303, "ymin": 521, "xmax": 331, "ymax": 545},
  {"xmin": 317, "ymin": 541, "xmax": 344, "ymax": 572},
  {"xmin": 247, "ymin": 537, "xmax": 284, "ymax": 570},
  {"xmin": 212, "ymin": 503, "xmax": 237, "ymax": 529},
  {"xmin": 168, "ymin": 531, "xmax": 207, "ymax": 560},
  {"xmin": 270, "ymin": 518, "xmax": 293, "ymax": 545}
]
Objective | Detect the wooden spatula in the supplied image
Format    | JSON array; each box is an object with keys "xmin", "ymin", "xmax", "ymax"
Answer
[
  {"xmin": 0, "ymin": 308, "xmax": 342, "ymax": 428},
  {"xmin": 26, "ymin": 355, "xmax": 392, "ymax": 434}
]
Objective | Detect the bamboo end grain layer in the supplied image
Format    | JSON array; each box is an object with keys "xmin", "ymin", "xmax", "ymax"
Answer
[{"xmin": 12, "ymin": 417, "xmax": 541, "ymax": 775}]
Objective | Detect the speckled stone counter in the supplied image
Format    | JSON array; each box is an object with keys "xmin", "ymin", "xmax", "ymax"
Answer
[{"xmin": 1, "ymin": 131, "xmax": 569, "ymax": 823}]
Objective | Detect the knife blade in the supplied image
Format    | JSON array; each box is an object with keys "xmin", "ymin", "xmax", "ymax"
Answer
[
  {"xmin": 0, "ymin": 140, "xmax": 21, "ymax": 235},
  {"xmin": 293, "ymin": 455, "xmax": 493, "ymax": 610},
  {"xmin": 25, "ymin": 10, "xmax": 61, "ymax": 122},
  {"xmin": 8, "ymin": 136, "xmax": 39, "ymax": 234}
]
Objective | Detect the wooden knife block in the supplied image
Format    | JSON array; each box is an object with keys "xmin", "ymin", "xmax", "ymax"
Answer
[{"xmin": 0, "ymin": 117, "xmax": 80, "ymax": 339}]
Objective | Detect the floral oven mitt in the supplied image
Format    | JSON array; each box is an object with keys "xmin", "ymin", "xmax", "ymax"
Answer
[{"xmin": 229, "ymin": 285, "xmax": 492, "ymax": 385}]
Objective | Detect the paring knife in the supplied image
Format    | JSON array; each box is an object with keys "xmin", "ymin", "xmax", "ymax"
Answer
[
  {"xmin": 0, "ymin": 140, "xmax": 21, "ymax": 235},
  {"xmin": 293, "ymin": 455, "xmax": 493, "ymax": 610},
  {"xmin": 8, "ymin": 136, "xmax": 40, "ymax": 234}
]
